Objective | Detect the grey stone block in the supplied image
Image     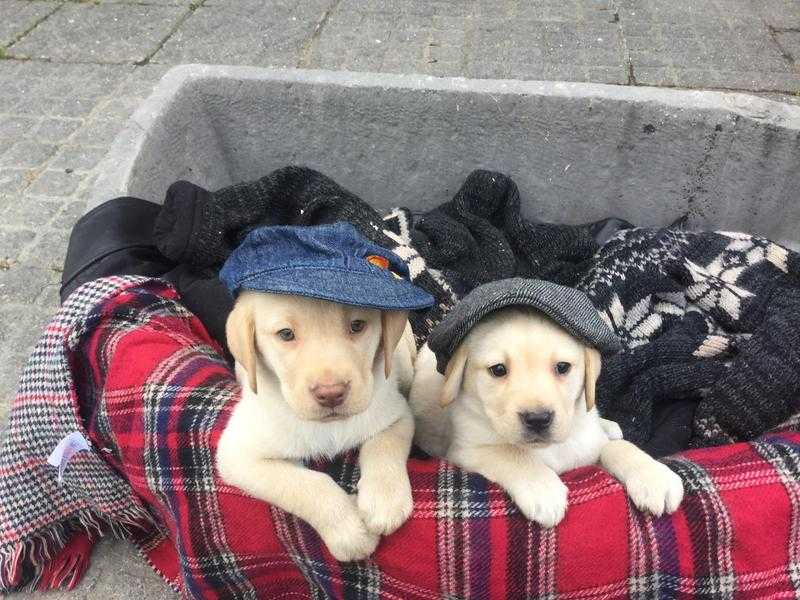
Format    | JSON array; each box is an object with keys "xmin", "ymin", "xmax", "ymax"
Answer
[
  {"xmin": 49, "ymin": 200, "xmax": 86, "ymax": 230},
  {"xmin": 154, "ymin": 4, "xmax": 318, "ymax": 66},
  {"xmin": 76, "ymin": 172, "xmax": 100, "ymax": 200},
  {"xmin": 338, "ymin": 0, "xmax": 438, "ymax": 17},
  {"xmin": 33, "ymin": 118, "xmax": 83, "ymax": 143},
  {"xmin": 0, "ymin": 229, "xmax": 36, "ymax": 262},
  {"xmin": 103, "ymin": 0, "xmax": 194, "ymax": 5},
  {"xmin": 34, "ymin": 281, "xmax": 61, "ymax": 309},
  {"xmin": 1, "ymin": 197, "xmax": 62, "ymax": 229},
  {"xmin": 203, "ymin": 0, "xmax": 329, "ymax": 16},
  {"xmin": 777, "ymin": 31, "xmax": 800, "ymax": 62},
  {"xmin": 0, "ymin": 263, "xmax": 59, "ymax": 305},
  {"xmin": 314, "ymin": 10, "xmax": 627, "ymax": 83},
  {"xmin": 95, "ymin": 96, "xmax": 147, "ymax": 122},
  {"xmin": 25, "ymin": 228, "xmax": 70, "ymax": 271},
  {"xmin": 5, "ymin": 95, "xmax": 52, "ymax": 117},
  {"xmin": 0, "ymin": 348, "xmax": 28, "ymax": 423},
  {"xmin": 754, "ymin": 0, "xmax": 800, "ymax": 29},
  {"xmin": 0, "ymin": 116, "xmax": 39, "ymax": 142},
  {"xmin": 581, "ymin": 65, "xmax": 628, "ymax": 84},
  {"xmin": 113, "ymin": 64, "xmax": 172, "ymax": 97},
  {"xmin": 0, "ymin": 304, "xmax": 52, "ymax": 357},
  {"xmin": 49, "ymin": 145, "xmax": 110, "ymax": 173},
  {"xmin": 313, "ymin": 13, "xmax": 396, "ymax": 70},
  {"xmin": 623, "ymin": 16, "xmax": 797, "ymax": 91},
  {"xmin": 632, "ymin": 66, "xmax": 679, "ymax": 87},
  {"xmin": 0, "ymin": 169, "xmax": 31, "ymax": 195},
  {"xmin": 69, "ymin": 119, "xmax": 126, "ymax": 148},
  {"xmin": 671, "ymin": 69, "xmax": 800, "ymax": 92},
  {"xmin": 0, "ymin": 1, "xmax": 58, "ymax": 47},
  {"xmin": 8, "ymin": 3, "xmax": 187, "ymax": 64},
  {"xmin": 0, "ymin": 140, "xmax": 57, "ymax": 169},
  {"xmin": 43, "ymin": 97, "xmax": 100, "ymax": 119},
  {"xmin": 27, "ymin": 169, "xmax": 84, "ymax": 197}
]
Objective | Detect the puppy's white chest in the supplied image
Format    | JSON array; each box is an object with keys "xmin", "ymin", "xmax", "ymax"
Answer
[
  {"xmin": 229, "ymin": 385, "xmax": 409, "ymax": 461},
  {"xmin": 533, "ymin": 411, "xmax": 609, "ymax": 474}
]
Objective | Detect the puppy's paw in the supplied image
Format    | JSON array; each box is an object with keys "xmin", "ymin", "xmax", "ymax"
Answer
[
  {"xmin": 511, "ymin": 476, "xmax": 569, "ymax": 528},
  {"xmin": 357, "ymin": 471, "xmax": 413, "ymax": 535},
  {"xmin": 318, "ymin": 501, "xmax": 380, "ymax": 562},
  {"xmin": 599, "ymin": 418, "xmax": 624, "ymax": 441},
  {"xmin": 623, "ymin": 461, "xmax": 684, "ymax": 517}
]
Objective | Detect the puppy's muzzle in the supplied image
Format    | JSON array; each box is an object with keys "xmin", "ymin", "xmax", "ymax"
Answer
[
  {"xmin": 518, "ymin": 410, "xmax": 554, "ymax": 435},
  {"xmin": 311, "ymin": 380, "xmax": 350, "ymax": 408}
]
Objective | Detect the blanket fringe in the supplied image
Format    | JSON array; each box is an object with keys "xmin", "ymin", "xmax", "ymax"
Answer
[
  {"xmin": 0, "ymin": 504, "xmax": 155, "ymax": 592},
  {"xmin": 37, "ymin": 530, "xmax": 94, "ymax": 591}
]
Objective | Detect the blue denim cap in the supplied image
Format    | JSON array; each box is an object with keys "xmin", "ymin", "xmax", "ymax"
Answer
[{"xmin": 219, "ymin": 222, "xmax": 435, "ymax": 311}]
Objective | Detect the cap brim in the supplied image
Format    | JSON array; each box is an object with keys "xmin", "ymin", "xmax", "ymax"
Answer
[{"xmin": 236, "ymin": 266, "xmax": 435, "ymax": 311}]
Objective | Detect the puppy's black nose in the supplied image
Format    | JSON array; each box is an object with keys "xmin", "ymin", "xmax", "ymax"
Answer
[{"xmin": 519, "ymin": 410, "xmax": 554, "ymax": 433}]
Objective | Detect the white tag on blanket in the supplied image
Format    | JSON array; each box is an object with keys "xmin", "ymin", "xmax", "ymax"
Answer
[{"xmin": 47, "ymin": 431, "xmax": 90, "ymax": 484}]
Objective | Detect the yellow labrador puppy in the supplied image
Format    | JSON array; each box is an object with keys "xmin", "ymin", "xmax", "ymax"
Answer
[
  {"xmin": 217, "ymin": 291, "xmax": 417, "ymax": 561},
  {"xmin": 410, "ymin": 305, "xmax": 684, "ymax": 528}
]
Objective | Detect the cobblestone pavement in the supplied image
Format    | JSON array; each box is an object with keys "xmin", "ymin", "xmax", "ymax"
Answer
[{"xmin": 1, "ymin": 0, "xmax": 799, "ymax": 597}]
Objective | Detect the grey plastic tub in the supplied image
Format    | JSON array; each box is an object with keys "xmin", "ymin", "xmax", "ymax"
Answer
[{"xmin": 89, "ymin": 65, "xmax": 800, "ymax": 249}]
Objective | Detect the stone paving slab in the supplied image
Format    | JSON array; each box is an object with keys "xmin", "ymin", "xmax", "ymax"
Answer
[
  {"xmin": 102, "ymin": 0, "xmax": 195, "ymax": 5},
  {"xmin": 7, "ymin": 3, "xmax": 188, "ymax": 64},
  {"xmin": 778, "ymin": 31, "xmax": 800, "ymax": 60},
  {"xmin": 149, "ymin": 0, "xmax": 800, "ymax": 89},
  {"xmin": 617, "ymin": 0, "xmax": 800, "ymax": 90},
  {"xmin": 755, "ymin": 0, "xmax": 800, "ymax": 29},
  {"xmin": 0, "ymin": 1, "xmax": 58, "ymax": 48},
  {"xmin": 155, "ymin": 3, "xmax": 323, "ymax": 66},
  {"xmin": 0, "ymin": 61, "xmax": 160, "ymax": 428}
]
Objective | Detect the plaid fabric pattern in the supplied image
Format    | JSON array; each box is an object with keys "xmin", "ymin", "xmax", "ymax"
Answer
[
  {"xmin": 2, "ymin": 276, "xmax": 800, "ymax": 598},
  {"xmin": 0, "ymin": 276, "xmax": 157, "ymax": 591}
]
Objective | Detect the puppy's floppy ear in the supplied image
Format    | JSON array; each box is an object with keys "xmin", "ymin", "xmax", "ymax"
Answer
[
  {"xmin": 226, "ymin": 301, "xmax": 258, "ymax": 393},
  {"xmin": 380, "ymin": 310, "xmax": 409, "ymax": 378},
  {"xmin": 583, "ymin": 347, "xmax": 601, "ymax": 411},
  {"xmin": 440, "ymin": 344, "xmax": 468, "ymax": 407}
]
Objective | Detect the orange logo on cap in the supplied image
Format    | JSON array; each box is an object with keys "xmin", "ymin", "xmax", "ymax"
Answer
[{"xmin": 366, "ymin": 255, "xmax": 389, "ymax": 270}]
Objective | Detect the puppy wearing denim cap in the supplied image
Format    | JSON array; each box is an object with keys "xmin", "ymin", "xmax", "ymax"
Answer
[
  {"xmin": 410, "ymin": 278, "xmax": 683, "ymax": 528},
  {"xmin": 216, "ymin": 223, "xmax": 434, "ymax": 562}
]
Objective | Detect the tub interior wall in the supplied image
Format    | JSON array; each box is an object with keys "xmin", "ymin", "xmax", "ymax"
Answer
[{"xmin": 124, "ymin": 73, "xmax": 800, "ymax": 248}]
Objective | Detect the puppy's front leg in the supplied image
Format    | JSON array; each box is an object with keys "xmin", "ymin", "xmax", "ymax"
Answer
[
  {"xmin": 220, "ymin": 456, "xmax": 378, "ymax": 562},
  {"xmin": 357, "ymin": 413, "xmax": 414, "ymax": 535},
  {"xmin": 600, "ymin": 440, "xmax": 684, "ymax": 516},
  {"xmin": 451, "ymin": 444, "xmax": 568, "ymax": 528}
]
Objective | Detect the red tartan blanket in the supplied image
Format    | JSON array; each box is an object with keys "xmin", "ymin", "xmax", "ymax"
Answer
[{"xmin": 2, "ymin": 276, "xmax": 800, "ymax": 598}]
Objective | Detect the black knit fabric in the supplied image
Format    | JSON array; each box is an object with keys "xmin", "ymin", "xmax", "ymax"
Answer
[
  {"xmin": 153, "ymin": 167, "xmax": 386, "ymax": 270},
  {"xmin": 149, "ymin": 166, "xmax": 800, "ymax": 455},
  {"xmin": 409, "ymin": 170, "xmax": 599, "ymax": 295},
  {"xmin": 578, "ymin": 228, "xmax": 800, "ymax": 450}
]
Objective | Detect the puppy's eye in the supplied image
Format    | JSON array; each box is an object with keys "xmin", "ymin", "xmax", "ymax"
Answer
[
  {"xmin": 277, "ymin": 328, "xmax": 295, "ymax": 342},
  {"xmin": 350, "ymin": 319, "xmax": 366, "ymax": 333},
  {"xmin": 555, "ymin": 361, "xmax": 571, "ymax": 375},
  {"xmin": 488, "ymin": 363, "xmax": 507, "ymax": 377}
]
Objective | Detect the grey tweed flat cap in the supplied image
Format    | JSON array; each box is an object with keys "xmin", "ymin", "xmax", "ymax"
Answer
[{"xmin": 428, "ymin": 277, "xmax": 622, "ymax": 374}]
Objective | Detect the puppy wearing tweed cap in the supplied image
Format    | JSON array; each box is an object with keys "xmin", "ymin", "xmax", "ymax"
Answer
[{"xmin": 410, "ymin": 278, "xmax": 683, "ymax": 528}]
